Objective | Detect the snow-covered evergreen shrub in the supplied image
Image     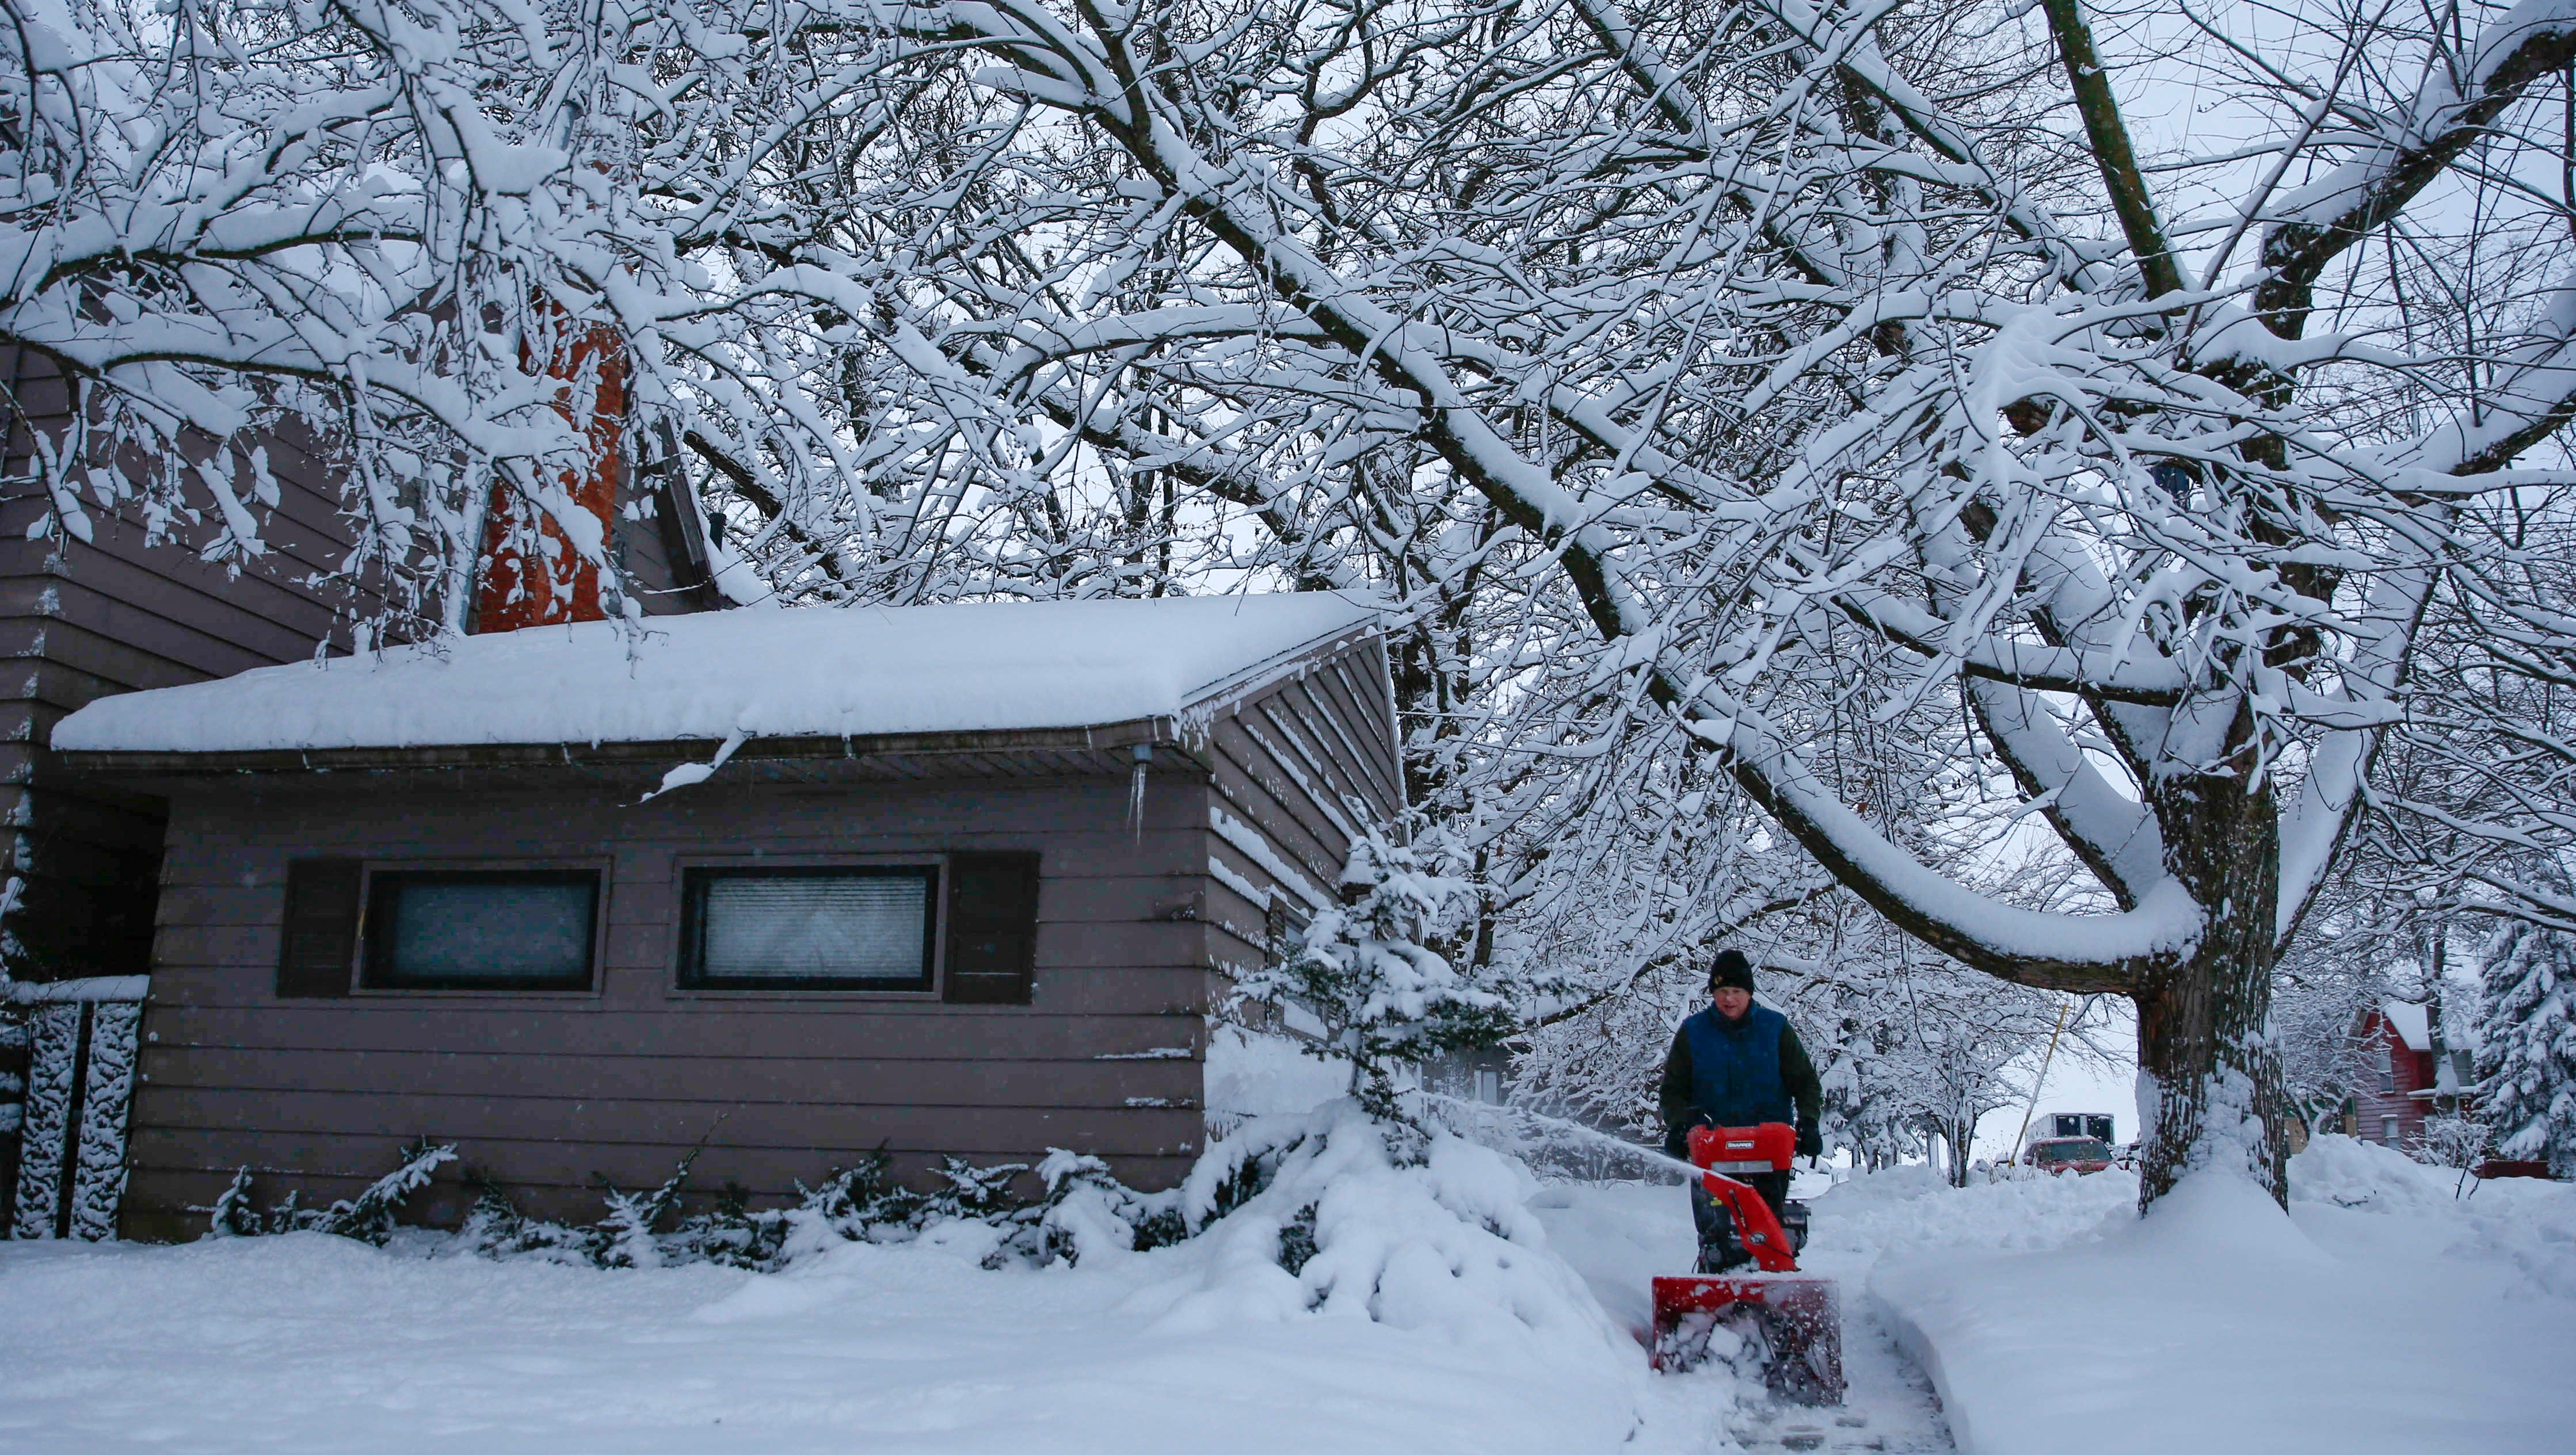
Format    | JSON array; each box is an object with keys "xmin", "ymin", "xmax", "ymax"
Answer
[
  {"xmin": 453, "ymin": 1144, "xmax": 1187, "ymax": 1272},
  {"xmin": 182, "ymin": 1085, "xmax": 1632, "ymax": 1349},
  {"xmin": 1236, "ymin": 827, "xmax": 1525, "ymax": 1119},
  {"xmin": 2477, "ymin": 915, "xmax": 2576, "ymax": 1178},
  {"xmin": 196, "ymin": 1139, "xmax": 457, "ymax": 1243},
  {"xmin": 596, "ymin": 1156, "xmax": 695, "ymax": 1269},
  {"xmin": 199, "ymin": 1167, "xmax": 259, "ymax": 1238}
]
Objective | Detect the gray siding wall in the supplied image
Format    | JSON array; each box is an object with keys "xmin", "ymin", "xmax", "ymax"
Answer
[
  {"xmin": 0, "ymin": 349, "xmax": 357, "ymax": 986},
  {"xmin": 613, "ymin": 471, "xmax": 724, "ymax": 617},
  {"xmin": 123, "ymin": 772, "xmax": 1223, "ymax": 1238},
  {"xmin": 1198, "ymin": 637, "xmax": 1404, "ymax": 979}
]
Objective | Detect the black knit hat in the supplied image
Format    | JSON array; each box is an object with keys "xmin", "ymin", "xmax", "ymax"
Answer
[{"xmin": 1708, "ymin": 949, "xmax": 1756, "ymax": 992}]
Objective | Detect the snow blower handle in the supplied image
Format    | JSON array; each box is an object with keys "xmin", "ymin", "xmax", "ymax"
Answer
[{"xmin": 1686, "ymin": 1123, "xmax": 1801, "ymax": 1274}]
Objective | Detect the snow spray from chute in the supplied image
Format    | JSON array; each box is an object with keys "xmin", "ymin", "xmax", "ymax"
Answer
[{"xmin": 1415, "ymin": 1092, "xmax": 1709, "ymax": 1183}]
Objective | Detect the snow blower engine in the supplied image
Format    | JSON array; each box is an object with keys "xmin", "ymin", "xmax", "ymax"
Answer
[{"xmin": 1649, "ymin": 1122, "xmax": 1844, "ymax": 1404}]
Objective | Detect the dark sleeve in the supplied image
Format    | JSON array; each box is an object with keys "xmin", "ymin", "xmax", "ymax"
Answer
[
  {"xmin": 1778, "ymin": 1021, "xmax": 1823, "ymax": 1129},
  {"xmin": 1659, "ymin": 1028, "xmax": 1695, "ymax": 1150}
]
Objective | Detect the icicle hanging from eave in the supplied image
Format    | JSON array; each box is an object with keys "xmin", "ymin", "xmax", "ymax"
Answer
[{"xmin": 1125, "ymin": 742, "xmax": 1153, "ymax": 841}]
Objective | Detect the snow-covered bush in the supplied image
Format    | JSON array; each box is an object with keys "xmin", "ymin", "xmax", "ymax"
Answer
[
  {"xmin": 199, "ymin": 1140, "xmax": 456, "ymax": 1244},
  {"xmin": 2477, "ymin": 915, "xmax": 2576, "ymax": 1178},
  {"xmin": 1148, "ymin": 1100, "xmax": 1631, "ymax": 1370},
  {"xmin": 2288, "ymin": 1132, "xmax": 2467, "ymax": 1215},
  {"xmin": 2409, "ymin": 1116, "xmax": 2491, "ymax": 1189},
  {"xmin": 458, "ymin": 1147, "xmax": 1180, "ymax": 1272},
  {"xmin": 1236, "ymin": 827, "xmax": 1523, "ymax": 1119},
  {"xmin": 178, "ymin": 1096, "xmax": 1638, "ymax": 1373}
]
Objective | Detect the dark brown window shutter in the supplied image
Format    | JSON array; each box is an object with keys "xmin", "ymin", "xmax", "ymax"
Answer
[
  {"xmin": 943, "ymin": 853, "xmax": 1039, "ymax": 1005},
  {"xmin": 277, "ymin": 860, "xmax": 361, "ymax": 998}
]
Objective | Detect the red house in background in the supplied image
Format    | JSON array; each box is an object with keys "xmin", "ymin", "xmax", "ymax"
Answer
[{"xmin": 2349, "ymin": 1000, "xmax": 2475, "ymax": 1150}]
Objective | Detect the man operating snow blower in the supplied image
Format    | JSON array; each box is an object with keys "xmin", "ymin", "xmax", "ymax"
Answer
[
  {"xmin": 1659, "ymin": 950, "xmax": 1822, "ymax": 1274},
  {"xmin": 1648, "ymin": 949, "xmax": 1843, "ymax": 1403}
]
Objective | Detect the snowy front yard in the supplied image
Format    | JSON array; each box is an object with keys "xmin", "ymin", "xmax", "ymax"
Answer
[
  {"xmin": 0, "ymin": 1220, "xmax": 1633, "ymax": 1455},
  {"xmin": 3, "ymin": 1132, "xmax": 2570, "ymax": 1455}
]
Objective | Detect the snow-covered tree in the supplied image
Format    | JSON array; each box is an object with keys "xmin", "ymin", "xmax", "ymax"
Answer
[
  {"xmin": 648, "ymin": 0, "xmax": 2571, "ymax": 1210},
  {"xmin": 1237, "ymin": 827, "xmax": 1527, "ymax": 1118},
  {"xmin": 21, "ymin": 0, "xmax": 2576, "ymax": 1213},
  {"xmin": 1515, "ymin": 884, "xmax": 2085, "ymax": 1179},
  {"xmin": 2477, "ymin": 914, "xmax": 2576, "ymax": 1178}
]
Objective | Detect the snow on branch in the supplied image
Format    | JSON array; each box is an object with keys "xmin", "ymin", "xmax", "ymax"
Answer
[{"xmin": 2255, "ymin": 0, "xmax": 2576, "ymax": 337}]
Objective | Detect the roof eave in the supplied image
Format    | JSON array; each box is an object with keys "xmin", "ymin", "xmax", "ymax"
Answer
[
  {"xmin": 1178, "ymin": 620, "xmax": 1381, "ymax": 720},
  {"xmin": 54, "ymin": 715, "xmax": 1190, "ymax": 780}
]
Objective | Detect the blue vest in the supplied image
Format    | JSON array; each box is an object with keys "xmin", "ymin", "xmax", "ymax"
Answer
[{"xmin": 1683, "ymin": 1001, "xmax": 1793, "ymax": 1127}]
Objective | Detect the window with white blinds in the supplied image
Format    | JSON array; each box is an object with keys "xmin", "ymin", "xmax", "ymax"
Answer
[{"xmin": 679, "ymin": 866, "xmax": 938, "ymax": 990}]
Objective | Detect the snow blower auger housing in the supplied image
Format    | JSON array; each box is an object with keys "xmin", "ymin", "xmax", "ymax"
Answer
[{"xmin": 1650, "ymin": 1122, "xmax": 1845, "ymax": 1405}]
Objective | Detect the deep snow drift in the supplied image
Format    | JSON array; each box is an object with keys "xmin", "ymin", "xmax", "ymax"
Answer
[
  {"xmin": 1873, "ymin": 1137, "xmax": 2576, "ymax": 1455},
  {"xmin": 2, "ymin": 1126, "xmax": 2569, "ymax": 1454}
]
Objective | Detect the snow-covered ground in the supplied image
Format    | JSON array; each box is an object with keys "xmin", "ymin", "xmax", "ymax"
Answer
[
  {"xmin": 3, "ymin": 1132, "xmax": 2569, "ymax": 1454},
  {"xmin": 1874, "ymin": 1138, "xmax": 2576, "ymax": 1455}
]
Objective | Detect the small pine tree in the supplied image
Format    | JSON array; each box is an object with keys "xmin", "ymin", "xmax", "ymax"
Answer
[
  {"xmin": 1236, "ymin": 826, "xmax": 1527, "ymax": 1120},
  {"xmin": 1236, "ymin": 824, "xmax": 1535, "ymax": 1117},
  {"xmin": 197, "ymin": 1167, "xmax": 261, "ymax": 1237},
  {"xmin": 316, "ymin": 1139, "xmax": 458, "ymax": 1244},
  {"xmin": 2476, "ymin": 916, "xmax": 2576, "ymax": 1179}
]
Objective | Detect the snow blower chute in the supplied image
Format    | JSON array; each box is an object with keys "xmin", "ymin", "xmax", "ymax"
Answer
[{"xmin": 1649, "ymin": 1122, "xmax": 1844, "ymax": 1404}]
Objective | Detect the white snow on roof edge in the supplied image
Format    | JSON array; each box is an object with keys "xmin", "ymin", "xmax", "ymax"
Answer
[{"xmin": 54, "ymin": 594, "xmax": 1384, "ymax": 756}]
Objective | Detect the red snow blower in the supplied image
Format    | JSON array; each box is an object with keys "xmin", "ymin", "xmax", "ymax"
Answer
[{"xmin": 1649, "ymin": 1123, "xmax": 1844, "ymax": 1405}]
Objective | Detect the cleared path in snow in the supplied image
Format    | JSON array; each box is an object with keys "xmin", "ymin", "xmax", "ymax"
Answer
[{"xmin": 1532, "ymin": 1179, "xmax": 1957, "ymax": 1455}]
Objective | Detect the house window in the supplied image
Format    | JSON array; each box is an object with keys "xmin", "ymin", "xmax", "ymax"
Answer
[
  {"xmin": 2381, "ymin": 1117, "xmax": 2400, "ymax": 1145},
  {"xmin": 680, "ymin": 865, "xmax": 939, "ymax": 991},
  {"xmin": 2376, "ymin": 1043, "xmax": 2395, "ymax": 1094},
  {"xmin": 1265, "ymin": 896, "xmax": 1311, "ymax": 968},
  {"xmin": 363, "ymin": 870, "xmax": 600, "ymax": 991}
]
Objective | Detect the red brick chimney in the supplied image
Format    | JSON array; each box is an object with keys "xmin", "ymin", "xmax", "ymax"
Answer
[{"xmin": 474, "ymin": 315, "xmax": 626, "ymax": 633}]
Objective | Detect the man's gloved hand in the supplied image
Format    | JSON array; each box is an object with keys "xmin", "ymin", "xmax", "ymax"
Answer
[{"xmin": 1796, "ymin": 1122, "xmax": 1823, "ymax": 1159}]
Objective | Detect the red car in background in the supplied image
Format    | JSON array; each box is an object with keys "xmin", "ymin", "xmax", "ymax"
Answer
[{"xmin": 2021, "ymin": 1137, "xmax": 2117, "ymax": 1175}]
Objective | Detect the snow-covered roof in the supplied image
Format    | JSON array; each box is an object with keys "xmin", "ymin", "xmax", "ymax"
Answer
[
  {"xmin": 54, "ymin": 594, "xmax": 1381, "ymax": 755},
  {"xmin": 2379, "ymin": 1000, "xmax": 2431, "ymax": 1052}
]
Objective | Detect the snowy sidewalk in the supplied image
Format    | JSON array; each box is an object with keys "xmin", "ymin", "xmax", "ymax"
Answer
[{"xmin": 1871, "ymin": 1140, "xmax": 2576, "ymax": 1455}]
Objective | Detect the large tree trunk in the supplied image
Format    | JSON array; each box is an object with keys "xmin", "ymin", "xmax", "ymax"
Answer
[{"xmin": 2133, "ymin": 766, "xmax": 2291, "ymax": 1208}]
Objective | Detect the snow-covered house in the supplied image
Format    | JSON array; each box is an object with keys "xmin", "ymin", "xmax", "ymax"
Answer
[
  {"xmin": 49, "ymin": 594, "xmax": 1394, "ymax": 1238},
  {"xmin": 0, "ymin": 350, "xmax": 717, "ymax": 992},
  {"xmin": 0, "ymin": 345, "xmax": 719, "ymax": 1235},
  {"xmin": 2349, "ymin": 1000, "xmax": 2476, "ymax": 1150}
]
